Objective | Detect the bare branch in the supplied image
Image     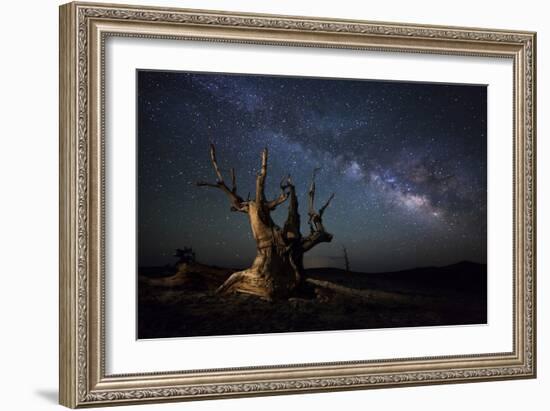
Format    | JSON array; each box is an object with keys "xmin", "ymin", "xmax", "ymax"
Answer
[
  {"xmin": 319, "ymin": 193, "xmax": 335, "ymax": 216},
  {"xmin": 283, "ymin": 177, "xmax": 301, "ymax": 241},
  {"xmin": 308, "ymin": 167, "xmax": 321, "ymax": 218},
  {"xmin": 196, "ymin": 144, "xmax": 248, "ymax": 213},
  {"xmin": 301, "ymin": 230, "xmax": 333, "ymax": 252},
  {"xmin": 266, "ymin": 175, "xmax": 291, "ymax": 210},
  {"xmin": 230, "ymin": 168, "xmax": 237, "ymax": 193},
  {"xmin": 209, "ymin": 144, "xmax": 224, "ymax": 183},
  {"xmin": 280, "ymin": 174, "xmax": 290, "ymax": 190},
  {"xmin": 267, "ymin": 191, "xmax": 289, "ymax": 210},
  {"xmin": 196, "ymin": 182, "xmax": 220, "ymax": 189},
  {"xmin": 302, "ymin": 167, "xmax": 334, "ymax": 250},
  {"xmin": 256, "ymin": 147, "xmax": 268, "ymax": 204},
  {"xmin": 261, "ymin": 148, "xmax": 268, "ymax": 176},
  {"xmin": 266, "ymin": 193, "xmax": 289, "ymax": 210}
]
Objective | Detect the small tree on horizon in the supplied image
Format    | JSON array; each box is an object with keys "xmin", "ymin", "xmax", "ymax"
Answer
[{"xmin": 342, "ymin": 245, "xmax": 350, "ymax": 273}]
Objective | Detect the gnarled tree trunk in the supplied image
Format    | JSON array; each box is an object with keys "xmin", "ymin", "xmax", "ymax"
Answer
[
  {"xmin": 217, "ymin": 201, "xmax": 300, "ymax": 299},
  {"xmin": 197, "ymin": 145, "xmax": 334, "ymax": 300}
]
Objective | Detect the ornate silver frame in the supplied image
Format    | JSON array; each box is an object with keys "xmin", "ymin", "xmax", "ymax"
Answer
[{"xmin": 59, "ymin": 2, "xmax": 536, "ymax": 408}]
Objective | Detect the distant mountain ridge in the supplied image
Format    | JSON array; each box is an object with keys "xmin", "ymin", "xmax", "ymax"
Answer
[
  {"xmin": 305, "ymin": 260, "xmax": 484, "ymax": 276},
  {"xmin": 305, "ymin": 261, "xmax": 486, "ymax": 297}
]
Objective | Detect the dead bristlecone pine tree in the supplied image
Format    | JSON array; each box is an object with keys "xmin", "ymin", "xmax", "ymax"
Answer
[
  {"xmin": 342, "ymin": 245, "xmax": 350, "ymax": 273},
  {"xmin": 197, "ymin": 144, "xmax": 334, "ymax": 300}
]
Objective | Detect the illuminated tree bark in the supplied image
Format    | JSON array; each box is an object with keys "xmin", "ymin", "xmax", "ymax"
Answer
[{"xmin": 198, "ymin": 145, "xmax": 334, "ymax": 300}]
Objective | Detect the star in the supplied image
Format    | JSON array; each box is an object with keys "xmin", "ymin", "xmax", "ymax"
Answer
[{"xmin": 137, "ymin": 70, "xmax": 487, "ymax": 272}]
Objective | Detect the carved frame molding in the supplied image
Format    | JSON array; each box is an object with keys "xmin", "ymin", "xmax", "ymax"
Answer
[{"xmin": 59, "ymin": 2, "xmax": 536, "ymax": 408}]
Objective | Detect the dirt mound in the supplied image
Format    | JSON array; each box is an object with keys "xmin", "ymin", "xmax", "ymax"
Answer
[{"xmin": 140, "ymin": 262, "xmax": 234, "ymax": 291}]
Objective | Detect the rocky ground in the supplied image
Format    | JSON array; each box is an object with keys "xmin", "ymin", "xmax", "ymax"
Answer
[{"xmin": 137, "ymin": 261, "xmax": 487, "ymax": 339}]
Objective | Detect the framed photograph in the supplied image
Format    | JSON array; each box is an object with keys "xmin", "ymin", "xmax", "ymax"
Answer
[{"xmin": 59, "ymin": 2, "xmax": 536, "ymax": 408}]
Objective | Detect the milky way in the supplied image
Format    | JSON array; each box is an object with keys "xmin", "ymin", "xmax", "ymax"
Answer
[{"xmin": 137, "ymin": 70, "xmax": 487, "ymax": 272}]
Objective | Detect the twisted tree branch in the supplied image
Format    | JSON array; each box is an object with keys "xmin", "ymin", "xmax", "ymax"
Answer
[
  {"xmin": 196, "ymin": 144, "xmax": 248, "ymax": 212},
  {"xmin": 302, "ymin": 168, "xmax": 334, "ymax": 251},
  {"xmin": 266, "ymin": 175, "xmax": 291, "ymax": 210}
]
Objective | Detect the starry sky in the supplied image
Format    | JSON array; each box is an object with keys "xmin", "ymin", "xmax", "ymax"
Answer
[{"xmin": 137, "ymin": 70, "xmax": 487, "ymax": 273}]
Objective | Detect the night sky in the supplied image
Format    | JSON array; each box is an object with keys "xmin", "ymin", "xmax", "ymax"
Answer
[{"xmin": 137, "ymin": 70, "xmax": 486, "ymax": 273}]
